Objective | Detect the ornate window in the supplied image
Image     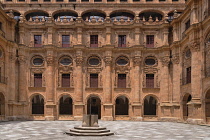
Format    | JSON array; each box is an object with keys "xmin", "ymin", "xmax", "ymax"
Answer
[
  {"xmin": 60, "ymin": 57, "xmax": 72, "ymax": 66},
  {"xmin": 116, "ymin": 56, "xmax": 129, "ymax": 66},
  {"xmin": 145, "ymin": 58, "xmax": 156, "ymax": 66},
  {"xmin": 90, "ymin": 35, "xmax": 98, "ymax": 48},
  {"xmin": 118, "ymin": 35, "xmax": 126, "ymax": 47},
  {"xmin": 34, "ymin": 74, "xmax": 42, "ymax": 87},
  {"xmin": 146, "ymin": 74, "xmax": 154, "ymax": 88},
  {"xmin": 34, "ymin": 35, "xmax": 42, "ymax": 47},
  {"xmin": 118, "ymin": 74, "xmax": 126, "ymax": 88},
  {"xmin": 88, "ymin": 56, "xmax": 101, "ymax": 66},
  {"xmin": 146, "ymin": 35, "xmax": 154, "ymax": 48},
  {"xmin": 33, "ymin": 57, "xmax": 44, "ymax": 66},
  {"xmin": 90, "ymin": 74, "xmax": 98, "ymax": 88},
  {"xmin": 62, "ymin": 35, "xmax": 70, "ymax": 48},
  {"xmin": 62, "ymin": 74, "xmax": 70, "ymax": 87}
]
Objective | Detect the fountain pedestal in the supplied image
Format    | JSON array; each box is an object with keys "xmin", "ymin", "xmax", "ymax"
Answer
[{"xmin": 66, "ymin": 114, "xmax": 114, "ymax": 136}]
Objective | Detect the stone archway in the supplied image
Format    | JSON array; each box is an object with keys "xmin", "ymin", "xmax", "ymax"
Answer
[
  {"xmin": 87, "ymin": 96, "xmax": 101, "ymax": 119},
  {"xmin": 32, "ymin": 94, "xmax": 44, "ymax": 115},
  {"xmin": 144, "ymin": 96, "xmax": 157, "ymax": 116},
  {"xmin": 182, "ymin": 93, "xmax": 192, "ymax": 120},
  {"xmin": 59, "ymin": 95, "xmax": 73, "ymax": 115},
  {"xmin": 115, "ymin": 96, "xmax": 129, "ymax": 115},
  {"xmin": 0, "ymin": 93, "xmax": 5, "ymax": 116},
  {"xmin": 205, "ymin": 90, "xmax": 210, "ymax": 124}
]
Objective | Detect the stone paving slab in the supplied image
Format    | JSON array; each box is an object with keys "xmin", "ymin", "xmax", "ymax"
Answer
[{"xmin": 0, "ymin": 121, "xmax": 210, "ymax": 140}]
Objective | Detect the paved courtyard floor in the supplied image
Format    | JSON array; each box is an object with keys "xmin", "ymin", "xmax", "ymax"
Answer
[{"xmin": 0, "ymin": 121, "xmax": 210, "ymax": 140}]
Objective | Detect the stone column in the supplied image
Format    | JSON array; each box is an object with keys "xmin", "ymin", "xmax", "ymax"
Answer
[
  {"xmin": 171, "ymin": 54, "xmax": 180, "ymax": 103},
  {"xmin": 45, "ymin": 52, "xmax": 56, "ymax": 121},
  {"xmin": 160, "ymin": 56, "xmax": 170, "ymax": 103},
  {"xmin": 18, "ymin": 55, "xmax": 27, "ymax": 102},
  {"xmin": 46, "ymin": 53, "xmax": 54, "ymax": 102},
  {"xmin": 191, "ymin": 3, "xmax": 198, "ymax": 24},
  {"xmin": 9, "ymin": 51, "xmax": 16, "ymax": 102},
  {"xmin": 131, "ymin": 53, "xmax": 142, "ymax": 121},
  {"xmin": 74, "ymin": 50, "xmax": 84, "ymax": 120},
  {"xmin": 163, "ymin": 28, "xmax": 169, "ymax": 46},
  {"xmin": 102, "ymin": 51, "xmax": 113, "ymax": 120}
]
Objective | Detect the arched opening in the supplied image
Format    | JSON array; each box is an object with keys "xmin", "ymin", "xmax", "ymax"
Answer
[
  {"xmin": 53, "ymin": 11, "xmax": 78, "ymax": 21},
  {"xmin": 115, "ymin": 96, "xmax": 129, "ymax": 115},
  {"xmin": 205, "ymin": 90, "xmax": 210, "ymax": 123},
  {"xmin": 32, "ymin": 94, "xmax": 44, "ymax": 115},
  {"xmin": 0, "ymin": 93, "xmax": 5, "ymax": 116},
  {"xmin": 25, "ymin": 11, "xmax": 49, "ymax": 21},
  {"xmin": 82, "ymin": 11, "xmax": 106, "ymax": 21},
  {"xmin": 144, "ymin": 96, "xmax": 157, "ymax": 115},
  {"xmin": 183, "ymin": 93, "xmax": 192, "ymax": 120},
  {"xmin": 110, "ymin": 12, "xmax": 134, "ymax": 21},
  {"xmin": 59, "ymin": 95, "xmax": 73, "ymax": 115},
  {"xmin": 6, "ymin": 11, "xmax": 21, "ymax": 21},
  {"xmin": 87, "ymin": 96, "xmax": 101, "ymax": 119},
  {"xmin": 139, "ymin": 11, "xmax": 163, "ymax": 21}
]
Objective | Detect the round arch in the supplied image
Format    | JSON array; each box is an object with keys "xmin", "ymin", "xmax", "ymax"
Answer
[
  {"xmin": 86, "ymin": 94, "xmax": 102, "ymax": 119},
  {"xmin": 24, "ymin": 10, "xmax": 49, "ymax": 21},
  {"xmin": 143, "ymin": 95, "xmax": 158, "ymax": 116},
  {"xmin": 81, "ymin": 9, "xmax": 107, "ymax": 17},
  {"xmin": 30, "ymin": 94, "xmax": 45, "ymax": 115},
  {"xmin": 139, "ymin": 10, "xmax": 164, "ymax": 21},
  {"xmin": 81, "ymin": 10, "xmax": 106, "ymax": 21},
  {"xmin": 109, "ymin": 9, "xmax": 135, "ymax": 17},
  {"xmin": 115, "ymin": 95, "xmax": 129, "ymax": 115},
  {"xmin": 52, "ymin": 9, "xmax": 78, "ymax": 17},
  {"xmin": 59, "ymin": 94, "xmax": 73, "ymax": 115},
  {"xmin": 182, "ymin": 93, "xmax": 192, "ymax": 120}
]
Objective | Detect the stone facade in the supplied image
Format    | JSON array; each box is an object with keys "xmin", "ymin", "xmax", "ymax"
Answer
[{"xmin": 0, "ymin": 0, "xmax": 210, "ymax": 124}]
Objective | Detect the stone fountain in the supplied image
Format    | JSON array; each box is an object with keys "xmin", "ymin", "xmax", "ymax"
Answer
[{"xmin": 66, "ymin": 114, "xmax": 114, "ymax": 136}]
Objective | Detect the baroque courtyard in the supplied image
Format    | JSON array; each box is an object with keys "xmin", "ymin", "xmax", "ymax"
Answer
[{"xmin": 0, "ymin": 121, "xmax": 210, "ymax": 140}]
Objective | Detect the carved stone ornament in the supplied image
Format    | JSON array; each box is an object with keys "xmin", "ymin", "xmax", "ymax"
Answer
[
  {"xmin": 59, "ymin": 66, "xmax": 73, "ymax": 73},
  {"xmin": 190, "ymin": 41, "xmax": 200, "ymax": 52},
  {"xmin": 133, "ymin": 56, "xmax": 142, "ymax": 66},
  {"xmin": 115, "ymin": 66, "xmax": 130, "ymax": 73},
  {"xmin": 10, "ymin": 53, "xmax": 16, "ymax": 61},
  {"xmin": 171, "ymin": 54, "xmax": 180, "ymax": 64},
  {"xmin": 31, "ymin": 68, "xmax": 45, "ymax": 73},
  {"xmin": 18, "ymin": 56, "xmax": 26, "ymax": 64},
  {"xmin": 161, "ymin": 56, "xmax": 170, "ymax": 67},
  {"xmin": 46, "ymin": 56, "xmax": 54, "ymax": 66},
  {"xmin": 104, "ymin": 56, "xmax": 112, "ymax": 66}
]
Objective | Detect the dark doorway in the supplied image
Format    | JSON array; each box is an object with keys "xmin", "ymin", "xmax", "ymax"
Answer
[
  {"xmin": 144, "ymin": 96, "xmax": 157, "ymax": 115},
  {"xmin": 32, "ymin": 94, "xmax": 44, "ymax": 114},
  {"xmin": 59, "ymin": 95, "xmax": 73, "ymax": 115},
  {"xmin": 183, "ymin": 93, "xmax": 192, "ymax": 120},
  {"xmin": 0, "ymin": 93, "xmax": 5, "ymax": 115},
  {"xmin": 205, "ymin": 91, "xmax": 210, "ymax": 123},
  {"xmin": 87, "ymin": 96, "xmax": 101, "ymax": 119},
  {"xmin": 115, "ymin": 96, "xmax": 129, "ymax": 115}
]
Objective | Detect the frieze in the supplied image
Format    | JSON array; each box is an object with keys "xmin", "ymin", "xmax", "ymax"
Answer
[{"xmin": 31, "ymin": 68, "xmax": 45, "ymax": 73}]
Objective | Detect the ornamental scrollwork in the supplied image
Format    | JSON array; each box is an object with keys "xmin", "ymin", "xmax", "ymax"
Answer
[
  {"xmin": 133, "ymin": 56, "xmax": 142, "ymax": 66},
  {"xmin": 18, "ymin": 56, "xmax": 26, "ymax": 64},
  {"xmin": 75, "ymin": 51, "xmax": 83, "ymax": 66},
  {"xmin": 46, "ymin": 56, "xmax": 54, "ymax": 66},
  {"xmin": 104, "ymin": 56, "xmax": 112, "ymax": 66}
]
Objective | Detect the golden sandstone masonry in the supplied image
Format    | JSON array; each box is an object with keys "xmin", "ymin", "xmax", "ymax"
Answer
[{"xmin": 0, "ymin": 0, "xmax": 209, "ymax": 124}]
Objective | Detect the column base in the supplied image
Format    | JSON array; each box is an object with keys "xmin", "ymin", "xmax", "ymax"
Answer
[
  {"xmin": 130, "ymin": 117, "xmax": 143, "ymax": 121},
  {"xmin": 101, "ymin": 116, "xmax": 114, "ymax": 121},
  {"xmin": 45, "ymin": 116, "xmax": 56, "ymax": 121},
  {"xmin": 74, "ymin": 116, "xmax": 83, "ymax": 121},
  {"xmin": 159, "ymin": 117, "xmax": 182, "ymax": 122},
  {"xmin": 186, "ymin": 118, "xmax": 205, "ymax": 125}
]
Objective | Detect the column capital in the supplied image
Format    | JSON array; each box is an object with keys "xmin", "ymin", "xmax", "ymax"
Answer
[
  {"xmin": 76, "ymin": 50, "xmax": 83, "ymax": 66},
  {"xmin": 46, "ymin": 55, "xmax": 54, "ymax": 66},
  {"xmin": 190, "ymin": 41, "xmax": 200, "ymax": 52},
  {"xmin": 171, "ymin": 54, "xmax": 180, "ymax": 64},
  {"xmin": 161, "ymin": 56, "xmax": 170, "ymax": 67},
  {"xmin": 18, "ymin": 55, "xmax": 26, "ymax": 64},
  {"xmin": 133, "ymin": 56, "xmax": 142, "ymax": 66}
]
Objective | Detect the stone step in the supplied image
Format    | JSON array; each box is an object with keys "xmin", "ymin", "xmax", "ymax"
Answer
[
  {"xmin": 66, "ymin": 131, "xmax": 114, "ymax": 136},
  {"xmin": 70, "ymin": 128, "xmax": 110, "ymax": 133},
  {"xmin": 74, "ymin": 126, "xmax": 107, "ymax": 130}
]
